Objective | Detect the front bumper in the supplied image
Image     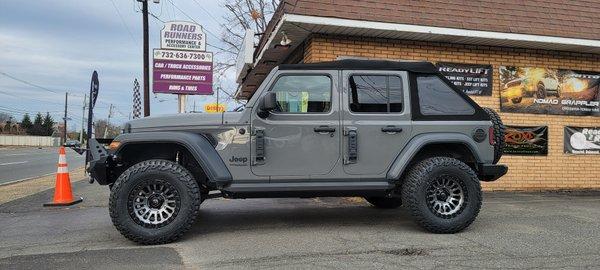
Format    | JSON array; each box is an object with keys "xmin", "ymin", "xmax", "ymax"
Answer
[
  {"xmin": 478, "ymin": 164, "xmax": 508, "ymax": 182},
  {"xmin": 87, "ymin": 139, "xmax": 111, "ymax": 185}
]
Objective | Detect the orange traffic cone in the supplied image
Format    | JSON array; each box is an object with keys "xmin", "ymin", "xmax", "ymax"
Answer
[{"xmin": 43, "ymin": 146, "xmax": 83, "ymax": 206}]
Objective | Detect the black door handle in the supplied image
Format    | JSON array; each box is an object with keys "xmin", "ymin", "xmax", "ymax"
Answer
[
  {"xmin": 314, "ymin": 126, "xmax": 336, "ymax": 133},
  {"xmin": 381, "ymin": 126, "xmax": 403, "ymax": 133}
]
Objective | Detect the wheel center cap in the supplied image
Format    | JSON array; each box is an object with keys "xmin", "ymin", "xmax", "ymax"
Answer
[
  {"xmin": 148, "ymin": 194, "xmax": 164, "ymax": 209},
  {"xmin": 436, "ymin": 189, "xmax": 450, "ymax": 201}
]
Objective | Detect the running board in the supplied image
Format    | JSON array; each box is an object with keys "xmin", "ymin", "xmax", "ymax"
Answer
[{"xmin": 221, "ymin": 181, "xmax": 394, "ymax": 199}]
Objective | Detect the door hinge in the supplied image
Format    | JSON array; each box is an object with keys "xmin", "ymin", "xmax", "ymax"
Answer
[{"xmin": 253, "ymin": 128, "xmax": 265, "ymax": 165}]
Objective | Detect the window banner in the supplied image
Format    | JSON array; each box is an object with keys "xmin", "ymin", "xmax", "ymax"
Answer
[
  {"xmin": 500, "ymin": 66, "xmax": 600, "ymax": 116},
  {"xmin": 504, "ymin": 126, "xmax": 548, "ymax": 155},
  {"xmin": 564, "ymin": 127, "xmax": 600, "ymax": 155},
  {"xmin": 436, "ymin": 62, "xmax": 493, "ymax": 96}
]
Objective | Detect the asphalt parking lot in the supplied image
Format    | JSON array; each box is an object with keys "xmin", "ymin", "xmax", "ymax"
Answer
[{"xmin": 1, "ymin": 178, "xmax": 599, "ymax": 269}]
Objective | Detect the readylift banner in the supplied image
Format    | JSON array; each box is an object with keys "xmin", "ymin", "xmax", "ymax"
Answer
[
  {"xmin": 152, "ymin": 49, "xmax": 213, "ymax": 95},
  {"xmin": 564, "ymin": 127, "xmax": 600, "ymax": 155},
  {"xmin": 500, "ymin": 66, "xmax": 600, "ymax": 116},
  {"xmin": 436, "ymin": 62, "xmax": 493, "ymax": 96},
  {"xmin": 504, "ymin": 126, "xmax": 548, "ymax": 155}
]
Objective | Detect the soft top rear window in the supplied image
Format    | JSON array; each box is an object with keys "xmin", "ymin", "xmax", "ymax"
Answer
[{"xmin": 416, "ymin": 76, "xmax": 475, "ymax": 116}]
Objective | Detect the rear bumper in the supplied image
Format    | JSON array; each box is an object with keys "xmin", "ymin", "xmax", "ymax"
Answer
[{"xmin": 478, "ymin": 164, "xmax": 508, "ymax": 182}]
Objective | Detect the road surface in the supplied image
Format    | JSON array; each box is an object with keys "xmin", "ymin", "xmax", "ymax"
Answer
[
  {"xmin": 1, "ymin": 180, "xmax": 599, "ymax": 269},
  {"xmin": 0, "ymin": 147, "xmax": 85, "ymax": 184}
]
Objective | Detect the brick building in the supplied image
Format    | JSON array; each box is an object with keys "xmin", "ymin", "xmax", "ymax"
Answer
[{"xmin": 236, "ymin": 0, "xmax": 600, "ymax": 191}]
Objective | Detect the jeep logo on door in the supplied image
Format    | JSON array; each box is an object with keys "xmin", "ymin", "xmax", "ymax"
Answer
[{"xmin": 229, "ymin": 156, "xmax": 248, "ymax": 166}]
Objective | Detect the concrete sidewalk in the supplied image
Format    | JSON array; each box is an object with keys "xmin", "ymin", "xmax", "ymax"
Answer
[{"xmin": 1, "ymin": 178, "xmax": 599, "ymax": 269}]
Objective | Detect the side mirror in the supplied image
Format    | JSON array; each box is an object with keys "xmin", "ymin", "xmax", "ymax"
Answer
[{"xmin": 258, "ymin": 92, "xmax": 277, "ymax": 118}]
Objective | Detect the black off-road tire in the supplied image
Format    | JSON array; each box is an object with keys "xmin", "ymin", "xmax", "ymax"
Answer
[
  {"xmin": 401, "ymin": 157, "xmax": 482, "ymax": 234},
  {"xmin": 483, "ymin": 107, "xmax": 505, "ymax": 164},
  {"xmin": 364, "ymin": 197, "xmax": 402, "ymax": 209},
  {"xmin": 536, "ymin": 82, "xmax": 547, "ymax": 98},
  {"xmin": 109, "ymin": 159, "xmax": 200, "ymax": 245}
]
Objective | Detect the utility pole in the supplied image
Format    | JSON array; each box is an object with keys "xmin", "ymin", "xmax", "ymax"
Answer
[
  {"xmin": 62, "ymin": 92, "xmax": 68, "ymax": 145},
  {"xmin": 216, "ymin": 86, "xmax": 220, "ymax": 112},
  {"xmin": 104, "ymin": 104, "xmax": 113, "ymax": 138},
  {"xmin": 139, "ymin": 0, "xmax": 151, "ymax": 117},
  {"xmin": 80, "ymin": 94, "xmax": 87, "ymax": 143}
]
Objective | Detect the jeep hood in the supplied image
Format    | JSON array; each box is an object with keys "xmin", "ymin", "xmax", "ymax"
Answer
[{"xmin": 126, "ymin": 112, "xmax": 244, "ymax": 132}]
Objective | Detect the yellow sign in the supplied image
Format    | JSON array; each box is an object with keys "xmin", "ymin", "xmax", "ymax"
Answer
[{"xmin": 204, "ymin": 103, "xmax": 226, "ymax": 113}]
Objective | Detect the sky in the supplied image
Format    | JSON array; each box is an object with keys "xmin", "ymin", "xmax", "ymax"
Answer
[{"xmin": 0, "ymin": 0, "xmax": 240, "ymax": 132}]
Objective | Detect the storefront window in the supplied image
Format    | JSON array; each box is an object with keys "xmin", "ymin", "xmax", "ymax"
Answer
[{"xmin": 270, "ymin": 75, "xmax": 331, "ymax": 113}]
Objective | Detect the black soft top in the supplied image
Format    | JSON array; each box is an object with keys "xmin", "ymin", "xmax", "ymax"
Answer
[{"xmin": 278, "ymin": 59, "xmax": 438, "ymax": 74}]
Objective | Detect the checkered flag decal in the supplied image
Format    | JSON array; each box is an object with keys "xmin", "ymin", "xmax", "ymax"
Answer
[{"xmin": 132, "ymin": 79, "xmax": 141, "ymax": 119}]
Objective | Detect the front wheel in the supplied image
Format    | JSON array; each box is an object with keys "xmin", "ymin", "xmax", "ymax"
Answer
[
  {"xmin": 109, "ymin": 159, "xmax": 201, "ymax": 245},
  {"xmin": 401, "ymin": 157, "xmax": 482, "ymax": 234}
]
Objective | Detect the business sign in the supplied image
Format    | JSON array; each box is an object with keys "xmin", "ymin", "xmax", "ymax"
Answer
[
  {"xmin": 436, "ymin": 62, "xmax": 493, "ymax": 96},
  {"xmin": 152, "ymin": 49, "xmax": 213, "ymax": 95},
  {"xmin": 160, "ymin": 21, "xmax": 206, "ymax": 51},
  {"xmin": 564, "ymin": 127, "xmax": 600, "ymax": 154},
  {"xmin": 500, "ymin": 66, "xmax": 600, "ymax": 116},
  {"xmin": 504, "ymin": 126, "xmax": 548, "ymax": 155},
  {"xmin": 204, "ymin": 103, "xmax": 226, "ymax": 113}
]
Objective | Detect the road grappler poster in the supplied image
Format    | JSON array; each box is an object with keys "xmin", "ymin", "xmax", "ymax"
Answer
[
  {"xmin": 504, "ymin": 126, "xmax": 548, "ymax": 155},
  {"xmin": 499, "ymin": 66, "xmax": 600, "ymax": 116}
]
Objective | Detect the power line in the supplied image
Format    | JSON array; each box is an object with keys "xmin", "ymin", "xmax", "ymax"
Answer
[
  {"xmin": 0, "ymin": 89, "xmax": 64, "ymax": 106},
  {"xmin": 109, "ymin": 0, "xmax": 139, "ymax": 46},
  {"xmin": 149, "ymin": 11, "xmax": 165, "ymax": 23},
  {"xmin": 0, "ymin": 70, "xmax": 122, "ymax": 108},
  {"xmin": 163, "ymin": 0, "xmax": 221, "ymax": 41},
  {"xmin": 190, "ymin": 0, "xmax": 221, "ymax": 25},
  {"xmin": 0, "ymin": 71, "xmax": 60, "ymax": 93}
]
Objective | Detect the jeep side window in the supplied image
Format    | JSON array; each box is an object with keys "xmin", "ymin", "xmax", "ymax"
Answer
[
  {"xmin": 416, "ymin": 75, "xmax": 475, "ymax": 115},
  {"xmin": 270, "ymin": 75, "xmax": 331, "ymax": 113},
  {"xmin": 349, "ymin": 75, "xmax": 403, "ymax": 113}
]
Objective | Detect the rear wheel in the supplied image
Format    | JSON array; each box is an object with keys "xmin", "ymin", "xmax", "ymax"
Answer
[
  {"xmin": 401, "ymin": 157, "xmax": 482, "ymax": 233},
  {"xmin": 364, "ymin": 197, "xmax": 402, "ymax": 209},
  {"xmin": 109, "ymin": 159, "xmax": 200, "ymax": 245}
]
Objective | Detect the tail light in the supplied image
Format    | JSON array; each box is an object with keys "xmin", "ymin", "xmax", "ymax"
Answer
[{"xmin": 489, "ymin": 127, "xmax": 495, "ymax": 145}]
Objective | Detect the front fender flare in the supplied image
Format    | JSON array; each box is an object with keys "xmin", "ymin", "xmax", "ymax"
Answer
[
  {"xmin": 386, "ymin": 133, "xmax": 483, "ymax": 181},
  {"xmin": 114, "ymin": 132, "xmax": 232, "ymax": 186}
]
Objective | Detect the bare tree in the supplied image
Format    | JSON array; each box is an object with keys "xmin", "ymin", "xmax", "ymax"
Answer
[
  {"xmin": 93, "ymin": 119, "xmax": 120, "ymax": 138},
  {"xmin": 214, "ymin": 0, "xmax": 279, "ymax": 101},
  {"xmin": 219, "ymin": 0, "xmax": 279, "ymax": 72},
  {"xmin": 0, "ymin": 112, "xmax": 12, "ymax": 123}
]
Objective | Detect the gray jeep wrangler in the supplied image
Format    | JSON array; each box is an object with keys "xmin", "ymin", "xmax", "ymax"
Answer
[{"xmin": 87, "ymin": 59, "xmax": 507, "ymax": 244}]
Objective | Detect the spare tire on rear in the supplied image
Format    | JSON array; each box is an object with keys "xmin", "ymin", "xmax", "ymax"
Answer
[{"xmin": 482, "ymin": 107, "xmax": 505, "ymax": 164}]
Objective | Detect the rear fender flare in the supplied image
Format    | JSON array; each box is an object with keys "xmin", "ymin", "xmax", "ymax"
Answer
[
  {"xmin": 386, "ymin": 133, "xmax": 483, "ymax": 181},
  {"xmin": 114, "ymin": 132, "xmax": 232, "ymax": 186}
]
